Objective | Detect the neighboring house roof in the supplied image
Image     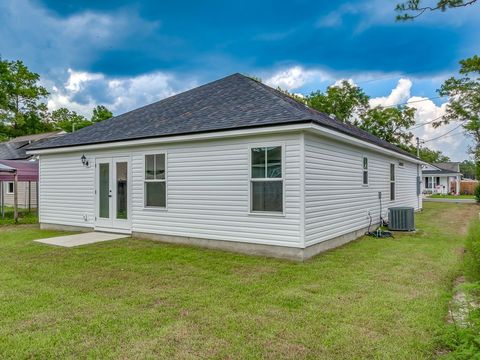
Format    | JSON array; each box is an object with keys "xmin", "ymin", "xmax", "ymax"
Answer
[
  {"xmin": 0, "ymin": 131, "xmax": 65, "ymax": 160},
  {"xmin": 0, "ymin": 163, "xmax": 15, "ymax": 173},
  {"xmin": 434, "ymin": 162, "xmax": 460, "ymax": 172},
  {"xmin": 8, "ymin": 131, "xmax": 64, "ymax": 143},
  {"xmin": 423, "ymin": 169, "xmax": 461, "ymax": 175},
  {"xmin": 0, "ymin": 160, "xmax": 39, "ymax": 181},
  {"xmin": 28, "ymin": 73, "xmax": 417, "ymax": 159},
  {"xmin": 0, "ymin": 141, "xmax": 30, "ymax": 160}
]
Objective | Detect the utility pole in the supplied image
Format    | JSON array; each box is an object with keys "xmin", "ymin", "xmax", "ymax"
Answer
[
  {"xmin": 416, "ymin": 137, "xmax": 420, "ymax": 158},
  {"xmin": 416, "ymin": 137, "xmax": 421, "ymax": 209}
]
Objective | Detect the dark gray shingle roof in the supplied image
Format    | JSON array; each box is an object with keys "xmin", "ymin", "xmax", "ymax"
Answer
[
  {"xmin": 28, "ymin": 73, "xmax": 417, "ymax": 159},
  {"xmin": 0, "ymin": 141, "xmax": 30, "ymax": 160},
  {"xmin": 434, "ymin": 162, "xmax": 460, "ymax": 172},
  {"xmin": 0, "ymin": 131, "xmax": 65, "ymax": 160}
]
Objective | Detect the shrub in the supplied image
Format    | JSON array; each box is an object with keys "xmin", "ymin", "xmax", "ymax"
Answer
[
  {"xmin": 441, "ymin": 220, "xmax": 480, "ymax": 359},
  {"xmin": 465, "ymin": 220, "xmax": 480, "ymax": 282},
  {"xmin": 474, "ymin": 184, "xmax": 480, "ymax": 203}
]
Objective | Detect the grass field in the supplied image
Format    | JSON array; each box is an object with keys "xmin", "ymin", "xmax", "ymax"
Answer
[
  {"xmin": 0, "ymin": 207, "xmax": 38, "ymax": 226},
  {"xmin": 0, "ymin": 202, "xmax": 477, "ymax": 359},
  {"xmin": 429, "ymin": 194, "xmax": 476, "ymax": 200}
]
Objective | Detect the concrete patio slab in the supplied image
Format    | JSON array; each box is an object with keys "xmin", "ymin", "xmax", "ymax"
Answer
[{"xmin": 34, "ymin": 232, "xmax": 128, "ymax": 247}]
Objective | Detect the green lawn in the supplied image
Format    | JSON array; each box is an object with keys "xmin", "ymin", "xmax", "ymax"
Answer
[
  {"xmin": 429, "ymin": 194, "xmax": 476, "ymax": 200},
  {"xmin": 0, "ymin": 203, "xmax": 477, "ymax": 359},
  {"xmin": 0, "ymin": 207, "xmax": 38, "ymax": 226}
]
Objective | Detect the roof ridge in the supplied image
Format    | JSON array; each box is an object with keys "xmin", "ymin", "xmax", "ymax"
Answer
[
  {"xmin": 109, "ymin": 73, "xmax": 243, "ymax": 122},
  {"xmin": 243, "ymin": 76, "xmax": 315, "ymax": 117}
]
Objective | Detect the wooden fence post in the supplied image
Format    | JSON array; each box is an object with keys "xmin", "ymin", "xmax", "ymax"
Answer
[{"xmin": 13, "ymin": 172, "xmax": 18, "ymax": 223}]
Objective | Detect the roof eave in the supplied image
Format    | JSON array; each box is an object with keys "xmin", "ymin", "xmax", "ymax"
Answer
[{"xmin": 27, "ymin": 121, "xmax": 423, "ymax": 164}]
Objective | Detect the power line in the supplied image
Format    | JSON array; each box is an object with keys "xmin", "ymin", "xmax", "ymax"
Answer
[
  {"xmin": 409, "ymin": 115, "xmax": 444, "ymax": 130},
  {"xmin": 435, "ymin": 130, "xmax": 465, "ymax": 140},
  {"xmin": 422, "ymin": 122, "xmax": 465, "ymax": 143},
  {"xmin": 355, "ymin": 73, "xmax": 407, "ymax": 85},
  {"xmin": 383, "ymin": 95, "xmax": 447, "ymax": 109}
]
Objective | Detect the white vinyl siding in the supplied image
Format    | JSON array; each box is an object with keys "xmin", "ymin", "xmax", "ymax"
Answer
[
  {"xmin": 39, "ymin": 152, "xmax": 95, "ymax": 227},
  {"xmin": 38, "ymin": 130, "xmax": 420, "ymax": 251},
  {"xmin": 304, "ymin": 133, "xmax": 420, "ymax": 247},
  {"xmin": 39, "ymin": 133, "xmax": 302, "ymax": 247}
]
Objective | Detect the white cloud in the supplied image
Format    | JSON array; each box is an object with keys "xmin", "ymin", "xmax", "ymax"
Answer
[
  {"xmin": 369, "ymin": 78, "xmax": 412, "ymax": 107},
  {"xmin": 64, "ymin": 69, "xmax": 104, "ymax": 92},
  {"xmin": 264, "ymin": 66, "xmax": 333, "ymax": 90},
  {"xmin": 47, "ymin": 69, "xmax": 197, "ymax": 118},
  {"xmin": 369, "ymin": 79, "xmax": 470, "ymax": 160},
  {"xmin": 407, "ymin": 97, "xmax": 467, "ymax": 155}
]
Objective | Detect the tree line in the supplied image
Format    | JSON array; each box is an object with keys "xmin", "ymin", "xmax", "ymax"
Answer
[
  {"xmin": 2, "ymin": 55, "xmax": 478, "ymax": 178},
  {"xmin": 0, "ymin": 58, "xmax": 112, "ymax": 141},
  {"xmin": 277, "ymin": 80, "xmax": 453, "ymax": 164}
]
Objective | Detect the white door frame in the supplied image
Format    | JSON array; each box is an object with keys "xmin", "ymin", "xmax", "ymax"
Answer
[{"xmin": 94, "ymin": 156, "xmax": 132, "ymax": 233}]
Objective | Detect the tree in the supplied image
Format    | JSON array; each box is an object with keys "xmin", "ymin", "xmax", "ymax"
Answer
[
  {"xmin": 91, "ymin": 105, "xmax": 112, "ymax": 123},
  {"xmin": 460, "ymin": 159, "xmax": 476, "ymax": 179},
  {"xmin": 360, "ymin": 106, "xmax": 416, "ymax": 148},
  {"xmin": 306, "ymin": 80, "xmax": 417, "ymax": 150},
  {"xmin": 416, "ymin": 147, "xmax": 450, "ymax": 163},
  {"xmin": 50, "ymin": 108, "xmax": 90, "ymax": 132},
  {"xmin": 306, "ymin": 81, "xmax": 369, "ymax": 122},
  {"xmin": 396, "ymin": 0, "xmax": 478, "ymax": 20},
  {"xmin": 435, "ymin": 56, "xmax": 480, "ymax": 179},
  {"xmin": 0, "ymin": 58, "xmax": 51, "ymax": 138}
]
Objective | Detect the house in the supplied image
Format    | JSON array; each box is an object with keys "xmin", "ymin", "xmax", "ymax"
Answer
[
  {"xmin": 0, "ymin": 131, "xmax": 64, "ymax": 209},
  {"xmin": 421, "ymin": 162, "xmax": 461, "ymax": 195},
  {"xmin": 27, "ymin": 74, "xmax": 422, "ymax": 260}
]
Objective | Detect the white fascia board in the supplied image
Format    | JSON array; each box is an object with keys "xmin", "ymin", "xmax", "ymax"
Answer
[
  {"xmin": 27, "ymin": 121, "xmax": 424, "ymax": 164},
  {"xmin": 26, "ymin": 124, "xmax": 308, "ymax": 155},
  {"xmin": 308, "ymin": 123, "xmax": 425, "ymax": 165}
]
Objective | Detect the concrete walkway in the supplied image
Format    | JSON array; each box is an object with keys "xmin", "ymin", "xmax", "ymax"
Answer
[
  {"xmin": 423, "ymin": 197, "xmax": 477, "ymax": 204},
  {"xmin": 35, "ymin": 232, "xmax": 128, "ymax": 247}
]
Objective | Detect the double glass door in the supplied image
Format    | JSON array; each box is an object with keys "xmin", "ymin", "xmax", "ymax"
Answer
[{"xmin": 96, "ymin": 157, "xmax": 130, "ymax": 230}]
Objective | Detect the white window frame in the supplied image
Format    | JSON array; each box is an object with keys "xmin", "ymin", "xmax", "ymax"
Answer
[
  {"xmin": 390, "ymin": 163, "xmax": 396, "ymax": 201},
  {"xmin": 143, "ymin": 152, "xmax": 167, "ymax": 209},
  {"xmin": 362, "ymin": 156, "xmax": 369, "ymax": 186},
  {"xmin": 248, "ymin": 144, "xmax": 285, "ymax": 216},
  {"xmin": 6, "ymin": 182, "xmax": 14, "ymax": 194}
]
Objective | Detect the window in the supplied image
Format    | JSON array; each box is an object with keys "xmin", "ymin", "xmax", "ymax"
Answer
[
  {"xmin": 390, "ymin": 163, "xmax": 395, "ymax": 201},
  {"xmin": 425, "ymin": 177, "xmax": 430, "ymax": 189},
  {"xmin": 251, "ymin": 146, "xmax": 283, "ymax": 212},
  {"xmin": 144, "ymin": 154, "xmax": 166, "ymax": 207},
  {"xmin": 6, "ymin": 182, "xmax": 14, "ymax": 194},
  {"xmin": 362, "ymin": 157, "xmax": 368, "ymax": 185},
  {"xmin": 435, "ymin": 177, "xmax": 440, "ymax": 186}
]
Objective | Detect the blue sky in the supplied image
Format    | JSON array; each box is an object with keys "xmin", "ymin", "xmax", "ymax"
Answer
[{"xmin": 1, "ymin": 0, "xmax": 479, "ymax": 160}]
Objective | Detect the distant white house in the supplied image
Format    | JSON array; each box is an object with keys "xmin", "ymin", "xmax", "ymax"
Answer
[
  {"xmin": 421, "ymin": 162, "xmax": 461, "ymax": 195},
  {"xmin": 27, "ymin": 74, "xmax": 423, "ymax": 260}
]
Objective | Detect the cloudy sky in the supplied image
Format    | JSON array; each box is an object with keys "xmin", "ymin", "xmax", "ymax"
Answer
[{"xmin": 1, "ymin": 0, "xmax": 478, "ymax": 160}]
